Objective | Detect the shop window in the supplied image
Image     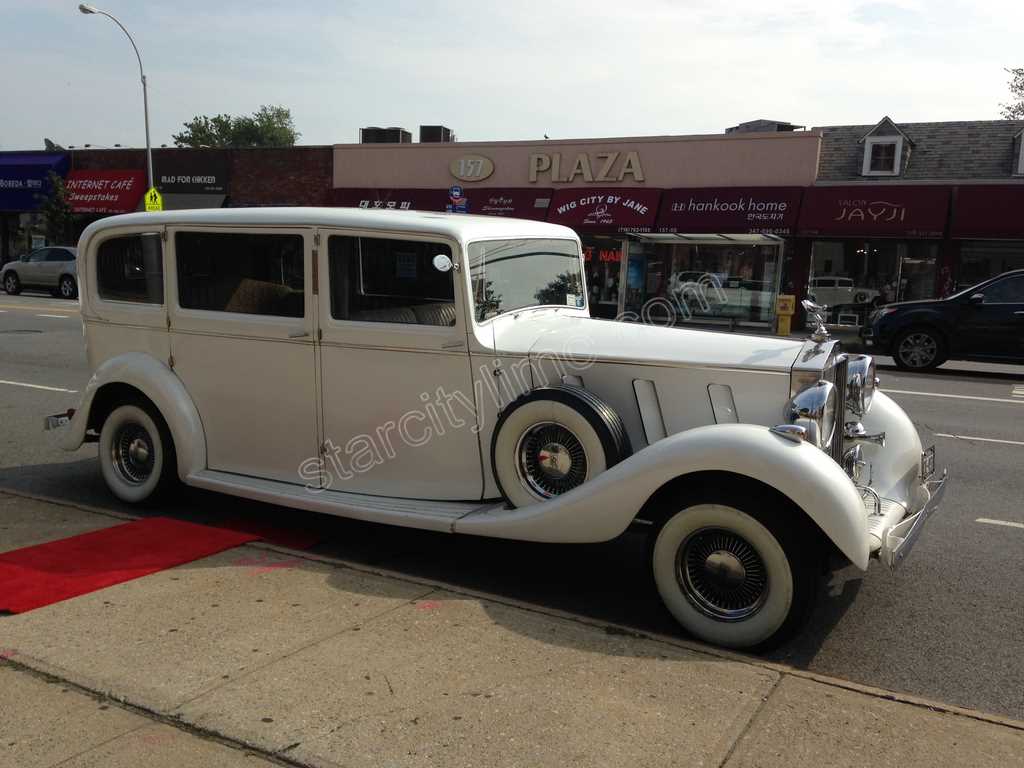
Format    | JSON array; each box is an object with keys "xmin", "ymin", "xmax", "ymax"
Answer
[
  {"xmin": 862, "ymin": 137, "xmax": 903, "ymax": 176},
  {"xmin": 176, "ymin": 232, "xmax": 304, "ymax": 317},
  {"xmin": 581, "ymin": 236, "xmax": 622, "ymax": 319},
  {"xmin": 958, "ymin": 241, "xmax": 1024, "ymax": 288},
  {"xmin": 97, "ymin": 233, "xmax": 164, "ymax": 304},
  {"xmin": 328, "ymin": 235, "xmax": 455, "ymax": 326}
]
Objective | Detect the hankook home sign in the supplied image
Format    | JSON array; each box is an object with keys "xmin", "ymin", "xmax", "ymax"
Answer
[{"xmin": 657, "ymin": 187, "xmax": 803, "ymax": 235}]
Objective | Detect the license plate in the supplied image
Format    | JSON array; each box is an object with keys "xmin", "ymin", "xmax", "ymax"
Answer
[
  {"xmin": 44, "ymin": 413, "xmax": 71, "ymax": 431},
  {"xmin": 921, "ymin": 445, "xmax": 936, "ymax": 479}
]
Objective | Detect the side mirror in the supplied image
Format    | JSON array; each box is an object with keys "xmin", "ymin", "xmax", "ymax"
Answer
[
  {"xmin": 968, "ymin": 293, "xmax": 985, "ymax": 305},
  {"xmin": 432, "ymin": 254, "xmax": 454, "ymax": 273}
]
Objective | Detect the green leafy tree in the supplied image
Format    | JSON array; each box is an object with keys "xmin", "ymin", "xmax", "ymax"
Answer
[
  {"xmin": 172, "ymin": 105, "xmax": 300, "ymax": 148},
  {"xmin": 38, "ymin": 172, "xmax": 74, "ymax": 245},
  {"xmin": 1001, "ymin": 68, "xmax": 1024, "ymax": 119}
]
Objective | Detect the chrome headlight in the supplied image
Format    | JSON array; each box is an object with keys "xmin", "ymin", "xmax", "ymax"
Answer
[
  {"xmin": 845, "ymin": 354, "xmax": 877, "ymax": 416},
  {"xmin": 786, "ymin": 380, "xmax": 838, "ymax": 450}
]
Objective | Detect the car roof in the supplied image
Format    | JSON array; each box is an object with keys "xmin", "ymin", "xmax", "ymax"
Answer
[{"xmin": 79, "ymin": 207, "xmax": 578, "ymax": 245}]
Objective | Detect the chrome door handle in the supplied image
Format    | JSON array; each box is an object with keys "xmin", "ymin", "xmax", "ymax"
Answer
[
  {"xmin": 1014, "ymin": 311, "xmax": 1024, "ymax": 316},
  {"xmin": 288, "ymin": 330, "xmax": 311, "ymax": 338}
]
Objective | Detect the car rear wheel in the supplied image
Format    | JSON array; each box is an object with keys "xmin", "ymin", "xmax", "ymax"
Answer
[
  {"xmin": 3, "ymin": 272, "xmax": 21, "ymax": 295},
  {"xmin": 893, "ymin": 327, "xmax": 946, "ymax": 370},
  {"xmin": 650, "ymin": 489, "xmax": 820, "ymax": 651},
  {"xmin": 99, "ymin": 403, "xmax": 177, "ymax": 504},
  {"xmin": 59, "ymin": 275, "xmax": 78, "ymax": 300},
  {"xmin": 492, "ymin": 386, "xmax": 631, "ymax": 508}
]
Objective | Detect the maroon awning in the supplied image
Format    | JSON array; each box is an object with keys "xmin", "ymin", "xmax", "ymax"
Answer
[
  {"xmin": 461, "ymin": 188, "xmax": 553, "ymax": 219},
  {"xmin": 798, "ymin": 185, "xmax": 950, "ymax": 238},
  {"xmin": 546, "ymin": 188, "xmax": 661, "ymax": 233},
  {"xmin": 950, "ymin": 185, "xmax": 1024, "ymax": 239},
  {"xmin": 331, "ymin": 188, "xmax": 450, "ymax": 211},
  {"xmin": 656, "ymin": 187, "xmax": 802, "ymax": 235}
]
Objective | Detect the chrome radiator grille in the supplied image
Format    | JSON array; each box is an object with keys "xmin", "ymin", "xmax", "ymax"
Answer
[{"xmin": 829, "ymin": 355, "xmax": 848, "ymax": 463}]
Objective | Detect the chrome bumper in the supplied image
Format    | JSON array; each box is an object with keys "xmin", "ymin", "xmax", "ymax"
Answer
[{"xmin": 881, "ymin": 469, "xmax": 948, "ymax": 571}]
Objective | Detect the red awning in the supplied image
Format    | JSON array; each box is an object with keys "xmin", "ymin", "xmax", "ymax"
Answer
[
  {"xmin": 950, "ymin": 185, "xmax": 1024, "ymax": 239},
  {"xmin": 656, "ymin": 187, "xmax": 802, "ymax": 235},
  {"xmin": 798, "ymin": 185, "xmax": 950, "ymax": 238},
  {"xmin": 546, "ymin": 188, "xmax": 661, "ymax": 233},
  {"xmin": 331, "ymin": 188, "xmax": 450, "ymax": 211},
  {"xmin": 461, "ymin": 188, "xmax": 553, "ymax": 219},
  {"xmin": 331, "ymin": 187, "xmax": 553, "ymax": 219},
  {"xmin": 66, "ymin": 169, "xmax": 145, "ymax": 214}
]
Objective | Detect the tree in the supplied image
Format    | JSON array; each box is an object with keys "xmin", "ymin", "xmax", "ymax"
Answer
[
  {"xmin": 172, "ymin": 105, "xmax": 300, "ymax": 148},
  {"xmin": 1001, "ymin": 68, "xmax": 1024, "ymax": 120},
  {"xmin": 38, "ymin": 172, "xmax": 74, "ymax": 245}
]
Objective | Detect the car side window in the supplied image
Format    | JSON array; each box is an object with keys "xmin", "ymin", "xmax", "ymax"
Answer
[
  {"xmin": 327, "ymin": 235, "xmax": 456, "ymax": 326},
  {"xmin": 46, "ymin": 250, "xmax": 71, "ymax": 262},
  {"xmin": 29, "ymin": 250, "xmax": 48, "ymax": 262},
  {"xmin": 176, "ymin": 231, "xmax": 304, "ymax": 318},
  {"xmin": 97, "ymin": 234, "xmax": 164, "ymax": 304},
  {"xmin": 981, "ymin": 276, "xmax": 1024, "ymax": 304}
]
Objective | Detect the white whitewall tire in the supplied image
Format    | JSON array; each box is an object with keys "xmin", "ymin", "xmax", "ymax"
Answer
[
  {"xmin": 99, "ymin": 403, "xmax": 176, "ymax": 504},
  {"xmin": 651, "ymin": 496, "xmax": 817, "ymax": 650}
]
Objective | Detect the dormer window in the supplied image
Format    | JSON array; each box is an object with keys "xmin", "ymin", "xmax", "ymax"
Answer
[
  {"xmin": 862, "ymin": 135, "xmax": 903, "ymax": 176},
  {"xmin": 1014, "ymin": 130, "xmax": 1024, "ymax": 176}
]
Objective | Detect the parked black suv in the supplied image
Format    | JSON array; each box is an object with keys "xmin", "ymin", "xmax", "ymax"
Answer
[{"xmin": 862, "ymin": 269, "xmax": 1024, "ymax": 370}]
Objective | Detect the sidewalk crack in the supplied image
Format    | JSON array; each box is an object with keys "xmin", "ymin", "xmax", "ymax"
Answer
[{"xmin": 716, "ymin": 672, "xmax": 784, "ymax": 768}]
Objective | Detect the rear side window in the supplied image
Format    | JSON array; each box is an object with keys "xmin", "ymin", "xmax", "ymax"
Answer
[
  {"xmin": 46, "ymin": 249, "xmax": 72, "ymax": 262},
  {"xmin": 176, "ymin": 232, "xmax": 304, "ymax": 318},
  {"xmin": 327, "ymin": 235, "xmax": 456, "ymax": 326},
  {"xmin": 97, "ymin": 234, "xmax": 164, "ymax": 304}
]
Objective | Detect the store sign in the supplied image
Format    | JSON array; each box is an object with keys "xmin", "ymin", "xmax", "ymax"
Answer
[
  {"xmin": 950, "ymin": 185, "xmax": 1024, "ymax": 239},
  {"xmin": 547, "ymin": 188, "xmax": 661, "ymax": 232},
  {"xmin": 465, "ymin": 188, "xmax": 552, "ymax": 220},
  {"xmin": 0, "ymin": 153, "xmax": 68, "ymax": 212},
  {"xmin": 154, "ymin": 151, "xmax": 228, "ymax": 194},
  {"xmin": 528, "ymin": 151, "xmax": 644, "ymax": 184},
  {"xmin": 65, "ymin": 170, "xmax": 145, "ymax": 214},
  {"xmin": 331, "ymin": 188, "xmax": 450, "ymax": 211},
  {"xmin": 449, "ymin": 154, "xmax": 494, "ymax": 182},
  {"xmin": 798, "ymin": 185, "xmax": 950, "ymax": 237},
  {"xmin": 657, "ymin": 187, "xmax": 802, "ymax": 235}
]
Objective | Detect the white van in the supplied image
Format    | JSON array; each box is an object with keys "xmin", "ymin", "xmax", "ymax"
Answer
[{"xmin": 47, "ymin": 207, "xmax": 945, "ymax": 650}]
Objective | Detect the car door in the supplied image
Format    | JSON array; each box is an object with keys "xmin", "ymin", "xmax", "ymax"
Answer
[
  {"xmin": 316, "ymin": 229, "xmax": 482, "ymax": 499},
  {"xmin": 21, "ymin": 249, "xmax": 47, "ymax": 284},
  {"xmin": 45, "ymin": 248, "xmax": 70, "ymax": 286},
  {"xmin": 958, "ymin": 275, "xmax": 1024, "ymax": 360},
  {"xmin": 167, "ymin": 227, "xmax": 321, "ymax": 484}
]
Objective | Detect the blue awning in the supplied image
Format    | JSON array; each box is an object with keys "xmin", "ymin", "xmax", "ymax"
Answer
[{"xmin": 0, "ymin": 153, "xmax": 69, "ymax": 212}]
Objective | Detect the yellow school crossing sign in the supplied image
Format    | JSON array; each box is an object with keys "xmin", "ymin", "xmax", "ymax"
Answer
[{"xmin": 144, "ymin": 187, "xmax": 163, "ymax": 212}]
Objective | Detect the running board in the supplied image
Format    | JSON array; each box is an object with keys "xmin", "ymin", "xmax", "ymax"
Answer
[{"xmin": 188, "ymin": 470, "xmax": 502, "ymax": 533}]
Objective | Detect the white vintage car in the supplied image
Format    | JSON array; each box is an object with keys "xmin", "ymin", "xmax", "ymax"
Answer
[{"xmin": 47, "ymin": 208, "xmax": 946, "ymax": 650}]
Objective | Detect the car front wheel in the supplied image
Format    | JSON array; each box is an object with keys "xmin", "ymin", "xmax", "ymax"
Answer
[
  {"xmin": 650, "ymin": 490, "xmax": 820, "ymax": 650},
  {"xmin": 3, "ymin": 272, "xmax": 21, "ymax": 295},
  {"xmin": 59, "ymin": 275, "xmax": 78, "ymax": 299},
  {"xmin": 99, "ymin": 403, "xmax": 177, "ymax": 504},
  {"xmin": 893, "ymin": 327, "xmax": 946, "ymax": 370}
]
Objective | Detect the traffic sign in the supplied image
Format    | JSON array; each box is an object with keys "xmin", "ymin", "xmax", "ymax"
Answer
[{"xmin": 144, "ymin": 187, "xmax": 163, "ymax": 212}]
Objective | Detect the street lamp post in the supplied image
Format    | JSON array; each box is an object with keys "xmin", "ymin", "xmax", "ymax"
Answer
[{"xmin": 78, "ymin": 4, "xmax": 154, "ymax": 191}]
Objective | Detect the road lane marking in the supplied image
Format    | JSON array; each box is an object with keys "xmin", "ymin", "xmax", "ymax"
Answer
[
  {"xmin": 36, "ymin": 313, "xmax": 71, "ymax": 319},
  {"xmin": 0, "ymin": 379, "xmax": 78, "ymax": 394},
  {"xmin": 884, "ymin": 389, "xmax": 1024, "ymax": 405},
  {"xmin": 936, "ymin": 433, "xmax": 1024, "ymax": 446},
  {"xmin": 976, "ymin": 518, "xmax": 1024, "ymax": 530}
]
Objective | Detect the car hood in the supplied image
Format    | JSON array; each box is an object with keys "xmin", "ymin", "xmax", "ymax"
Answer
[
  {"xmin": 491, "ymin": 311, "xmax": 804, "ymax": 373},
  {"xmin": 877, "ymin": 298, "xmax": 947, "ymax": 312}
]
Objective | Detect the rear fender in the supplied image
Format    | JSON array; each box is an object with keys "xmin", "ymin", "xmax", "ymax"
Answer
[
  {"xmin": 60, "ymin": 352, "xmax": 206, "ymax": 480},
  {"xmin": 455, "ymin": 422, "xmax": 870, "ymax": 570}
]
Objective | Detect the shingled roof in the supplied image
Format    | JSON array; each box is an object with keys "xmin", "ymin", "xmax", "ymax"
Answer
[{"xmin": 814, "ymin": 119, "xmax": 1024, "ymax": 181}]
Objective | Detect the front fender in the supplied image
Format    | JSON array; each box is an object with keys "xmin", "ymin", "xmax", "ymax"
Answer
[
  {"xmin": 59, "ymin": 352, "xmax": 206, "ymax": 480},
  {"xmin": 455, "ymin": 422, "xmax": 870, "ymax": 570}
]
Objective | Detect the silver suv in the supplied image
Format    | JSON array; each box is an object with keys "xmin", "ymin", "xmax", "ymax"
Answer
[{"xmin": 1, "ymin": 246, "xmax": 79, "ymax": 299}]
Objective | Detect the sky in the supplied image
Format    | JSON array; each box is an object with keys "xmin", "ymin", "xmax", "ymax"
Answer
[{"xmin": 3, "ymin": 0, "xmax": 1023, "ymax": 151}]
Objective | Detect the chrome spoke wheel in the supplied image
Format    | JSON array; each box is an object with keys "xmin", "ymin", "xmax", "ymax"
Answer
[
  {"xmin": 676, "ymin": 527, "xmax": 769, "ymax": 622},
  {"xmin": 515, "ymin": 422, "xmax": 588, "ymax": 499},
  {"xmin": 110, "ymin": 423, "xmax": 155, "ymax": 486},
  {"xmin": 898, "ymin": 332, "xmax": 937, "ymax": 368},
  {"xmin": 60, "ymin": 278, "xmax": 74, "ymax": 298}
]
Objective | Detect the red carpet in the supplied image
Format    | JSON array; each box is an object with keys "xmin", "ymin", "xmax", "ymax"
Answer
[{"xmin": 0, "ymin": 517, "xmax": 259, "ymax": 614}]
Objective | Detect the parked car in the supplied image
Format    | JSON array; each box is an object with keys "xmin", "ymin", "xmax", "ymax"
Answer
[
  {"xmin": 1, "ymin": 246, "xmax": 79, "ymax": 298},
  {"xmin": 46, "ymin": 208, "xmax": 946, "ymax": 650},
  {"xmin": 863, "ymin": 269, "xmax": 1024, "ymax": 370},
  {"xmin": 808, "ymin": 276, "xmax": 879, "ymax": 307}
]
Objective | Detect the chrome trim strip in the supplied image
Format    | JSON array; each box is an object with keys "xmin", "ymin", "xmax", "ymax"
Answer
[{"xmin": 883, "ymin": 469, "xmax": 948, "ymax": 570}]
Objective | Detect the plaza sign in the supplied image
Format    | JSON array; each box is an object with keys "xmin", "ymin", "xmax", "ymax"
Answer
[{"xmin": 528, "ymin": 151, "xmax": 644, "ymax": 184}]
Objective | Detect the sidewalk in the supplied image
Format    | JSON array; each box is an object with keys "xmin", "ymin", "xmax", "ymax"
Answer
[{"xmin": 2, "ymin": 491, "xmax": 1023, "ymax": 768}]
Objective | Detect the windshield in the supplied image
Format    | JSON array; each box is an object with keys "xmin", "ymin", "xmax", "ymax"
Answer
[{"xmin": 468, "ymin": 238, "xmax": 585, "ymax": 321}]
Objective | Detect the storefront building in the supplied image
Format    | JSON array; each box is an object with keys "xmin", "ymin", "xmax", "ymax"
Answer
[
  {"xmin": 331, "ymin": 132, "xmax": 821, "ymax": 327},
  {"xmin": 801, "ymin": 118, "xmax": 1024, "ymax": 324}
]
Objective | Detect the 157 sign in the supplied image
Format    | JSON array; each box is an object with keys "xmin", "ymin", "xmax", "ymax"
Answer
[{"xmin": 449, "ymin": 154, "xmax": 494, "ymax": 182}]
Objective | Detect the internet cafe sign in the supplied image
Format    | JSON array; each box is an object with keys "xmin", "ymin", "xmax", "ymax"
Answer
[{"xmin": 528, "ymin": 151, "xmax": 644, "ymax": 184}]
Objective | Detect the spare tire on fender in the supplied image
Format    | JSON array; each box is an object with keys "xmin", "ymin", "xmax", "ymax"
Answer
[{"xmin": 491, "ymin": 385, "xmax": 632, "ymax": 508}]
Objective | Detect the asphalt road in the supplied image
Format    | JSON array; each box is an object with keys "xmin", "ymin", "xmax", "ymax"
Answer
[{"xmin": 1, "ymin": 290, "xmax": 1022, "ymax": 721}]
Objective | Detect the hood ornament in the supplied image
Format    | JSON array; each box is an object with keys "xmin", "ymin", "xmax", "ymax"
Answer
[{"xmin": 802, "ymin": 299, "xmax": 830, "ymax": 343}]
